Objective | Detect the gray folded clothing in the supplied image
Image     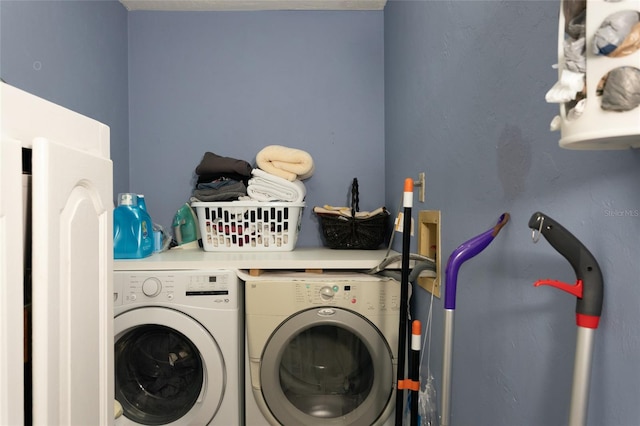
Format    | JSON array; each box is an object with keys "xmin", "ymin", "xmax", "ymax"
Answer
[{"xmin": 192, "ymin": 180, "xmax": 247, "ymax": 202}]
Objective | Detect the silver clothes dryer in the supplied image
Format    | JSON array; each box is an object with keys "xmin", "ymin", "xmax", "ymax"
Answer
[{"xmin": 244, "ymin": 271, "xmax": 400, "ymax": 426}]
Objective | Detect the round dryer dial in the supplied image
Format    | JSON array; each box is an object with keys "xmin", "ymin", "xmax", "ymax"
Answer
[
  {"xmin": 142, "ymin": 277, "xmax": 162, "ymax": 297},
  {"xmin": 319, "ymin": 286, "xmax": 334, "ymax": 301}
]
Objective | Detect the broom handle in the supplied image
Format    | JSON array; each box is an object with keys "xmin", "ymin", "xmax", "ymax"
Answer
[{"xmin": 395, "ymin": 178, "xmax": 413, "ymax": 426}]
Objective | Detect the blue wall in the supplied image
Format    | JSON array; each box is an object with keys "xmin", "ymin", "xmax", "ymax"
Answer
[
  {"xmin": 2, "ymin": 1, "xmax": 639, "ymax": 424},
  {"xmin": 385, "ymin": 1, "xmax": 640, "ymax": 425},
  {"xmin": 128, "ymin": 11, "xmax": 385, "ymax": 246},
  {"xmin": 0, "ymin": 0, "xmax": 129, "ymax": 196}
]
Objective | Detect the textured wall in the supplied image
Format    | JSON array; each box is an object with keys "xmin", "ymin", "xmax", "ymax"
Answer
[
  {"xmin": 5, "ymin": 2, "xmax": 639, "ymax": 422},
  {"xmin": 0, "ymin": 0, "xmax": 129, "ymax": 197},
  {"xmin": 128, "ymin": 10, "xmax": 385, "ymax": 246},
  {"xmin": 384, "ymin": 1, "xmax": 640, "ymax": 425}
]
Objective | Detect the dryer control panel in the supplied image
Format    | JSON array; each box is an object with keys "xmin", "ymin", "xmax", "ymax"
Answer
[
  {"xmin": 114, "ymin": 270, "xmax": 238, "ymax": 310},
  {"xmin": 245, "ymin": 272, "xmax": 401, "ymax": 317},
  {"xmin": 293, "ymin": 281, "xmax": 400, "ymax": 313}
]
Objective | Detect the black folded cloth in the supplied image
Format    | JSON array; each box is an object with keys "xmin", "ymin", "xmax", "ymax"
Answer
[{"xmin": 195, "ymin": 152, "xmax": 252, "ymax": 177}]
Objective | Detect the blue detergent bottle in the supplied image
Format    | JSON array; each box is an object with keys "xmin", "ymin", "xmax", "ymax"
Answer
[{"xmin": 113, "ymin": 193, "xmax": 154, "ymax": 259}]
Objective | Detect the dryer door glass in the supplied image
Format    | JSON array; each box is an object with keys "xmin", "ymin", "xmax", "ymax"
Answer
[
  {"xmin": 115, "ymin": 325, "xmax": 203, "ymax": 425},
  {"xmin": 280, "ymin": 325, "xmax": 374, "ymax": 415},
  {"xmin": 260, "ymin": 307, "xmax": 393, "ymax": 426}
]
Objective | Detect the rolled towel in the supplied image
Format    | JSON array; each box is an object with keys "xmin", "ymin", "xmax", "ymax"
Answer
[
  {"xmin": 247, "ymin": 168, "xmax": 306, "ymax": 202},
  {"xmin": 255, "ymin": 145, "xmax": 314, "ymax": 181}
]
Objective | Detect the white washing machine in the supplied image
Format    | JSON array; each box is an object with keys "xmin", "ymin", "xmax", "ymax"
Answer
[
  {"xmin": 113, "ymin": 269, "xmax": 242, "ymax": 425},
  {"xmin": 243, "ymin": 271, "xmax": 400, "ymax": 426}
]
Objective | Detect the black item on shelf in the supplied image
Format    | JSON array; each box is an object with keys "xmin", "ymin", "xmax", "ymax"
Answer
[{"xmin": 316, "ymin": 178, "xmax": 389, "ymax": 250}]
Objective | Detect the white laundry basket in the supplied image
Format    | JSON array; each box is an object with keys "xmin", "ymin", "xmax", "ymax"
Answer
[
  {"xmin": 557, "ymin": 0, "xmax": 640, "ymax": 149},
  {"xmin": 192, "ymin": 201, "xmax": 304, "ymax": 252}
]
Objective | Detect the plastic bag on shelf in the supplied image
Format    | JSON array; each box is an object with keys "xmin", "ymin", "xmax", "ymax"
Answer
[
  {"xmin": 608, "ymin": 22, "xmax": 640, "ymax": 58},
  {"xmin": 599, "ymin": 66, "xmax": 640, "ymax": 111},
  {"xmin": 545, "ymin": 69, "xmax": 585, "ymax": 103},
  {"xmin": 546, "ymin": 1, "xmax": 586, "ymax": 106},
  {"xmin": 566, "ymin": 7, "xmax": 586, "ymax": 40},
  {"xmin": 593, "ymin": 10, "xmax": 640, "ymax": 56},
  {"xmin": 568, "ymin": 98, "xmax": 587, "ymax": 119},
  {"xmin": 564, "ymin": 36, "xmax": 586, "ymax": 73}
]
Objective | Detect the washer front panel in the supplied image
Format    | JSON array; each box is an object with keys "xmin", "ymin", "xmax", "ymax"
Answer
[{"xmin": 114, "ymin": 306, "xmax": 225, "ymax": 425}]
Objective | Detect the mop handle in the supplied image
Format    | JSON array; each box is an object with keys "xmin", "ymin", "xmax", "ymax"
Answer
[
  {"xmin": 443, "ymin": 213, "xmax": 510, "ymax": 309},
  {"xmin": 528, "ymin": 212, "xmax": 603, "ymax": 426},
  {"xmin": 441, "ymin": 212, "xmax": 509, "ymax": 426},
  {"xmin": 528, "ymin": 211, "xmax": 603, "ymax": 328}
]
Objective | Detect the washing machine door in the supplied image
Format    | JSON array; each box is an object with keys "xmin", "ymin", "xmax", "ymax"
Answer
[
  {"xmin": 114, "ymin": 307, "xmax": 225, "ymax": 425},
  {"xmin": 260, "ymin": 307, "xmax": 394, "ymax": 426}
]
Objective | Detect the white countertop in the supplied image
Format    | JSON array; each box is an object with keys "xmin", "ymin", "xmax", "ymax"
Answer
[{"xmin": 114, "ymin": 247, "xmax": 400, "ymax": 271}]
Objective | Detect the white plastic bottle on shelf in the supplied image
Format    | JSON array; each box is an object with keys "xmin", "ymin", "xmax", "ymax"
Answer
[{"xmin": 554, "ymin": 0, "xmax": 640, "ymax": 150}]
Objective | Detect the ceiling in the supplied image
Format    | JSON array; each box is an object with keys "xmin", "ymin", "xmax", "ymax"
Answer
[{"xmin": 119, "ymin": 0, "xmax": 387, "ymax": 11}]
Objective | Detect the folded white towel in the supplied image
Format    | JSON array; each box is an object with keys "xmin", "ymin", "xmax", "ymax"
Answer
[
  {"xmin": 247, "ymin": 168, "xmax": 306, "ymax": 202},
  {"xmin": 255, "ymin": 145, "xmax": 315, "ymax": 181}
]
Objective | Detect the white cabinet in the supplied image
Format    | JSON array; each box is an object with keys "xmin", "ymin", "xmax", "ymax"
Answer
[
  {"xmin": 1, "ymin": 83, "xmax": 114, "ymax": 425},
  {"xmin": 0, "ymin": 136, "xmax": 25, "ymax": 425}
]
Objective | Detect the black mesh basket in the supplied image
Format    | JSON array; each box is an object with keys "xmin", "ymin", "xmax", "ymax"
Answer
[{"xmin": 315, "ymin": 178, "xmax": 389, "ymax": 250}]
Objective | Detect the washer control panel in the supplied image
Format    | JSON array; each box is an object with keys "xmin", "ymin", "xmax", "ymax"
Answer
[{"xmin": 114, "ymin": 270, "xmax": 238, "ymax": 309}]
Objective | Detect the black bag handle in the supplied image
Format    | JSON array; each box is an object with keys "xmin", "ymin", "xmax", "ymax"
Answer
[{"xmin": 351, "ymin": 178, "xmax": 360, "ymax": 217}]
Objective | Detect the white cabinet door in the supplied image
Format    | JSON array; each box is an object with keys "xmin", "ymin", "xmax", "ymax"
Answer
[
  {"xmin": 0, "ymin": 137, "xmax": 25, "ymax": 426},
  {"xmin": 31, "ymin": 137, "xmax": 113, "ymax": 425}
]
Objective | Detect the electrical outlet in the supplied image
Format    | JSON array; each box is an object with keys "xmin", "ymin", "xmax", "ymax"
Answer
[{"xmin": 417, "ymin": 210, "xmax": 441, "ymax": 297}]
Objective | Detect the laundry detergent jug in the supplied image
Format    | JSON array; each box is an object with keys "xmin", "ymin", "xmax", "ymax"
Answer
[{"xmin": 113, "ymin": 193, "xmax": 154, "ymax": 259}]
